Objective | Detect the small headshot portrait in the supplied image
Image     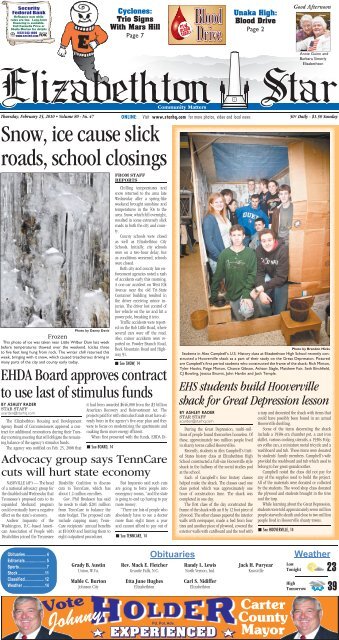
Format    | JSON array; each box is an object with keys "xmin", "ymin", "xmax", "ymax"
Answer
[
  {"xmin": 296, "ymin": 12, "xmax": 331, "ymax": 52},
  {"xmin": 3, "ymin": 596, "xmax": 73, "ymax": 639},
  {"xmin": 281, "ymin": 596, "xmax": 338, "ymax": 640}
]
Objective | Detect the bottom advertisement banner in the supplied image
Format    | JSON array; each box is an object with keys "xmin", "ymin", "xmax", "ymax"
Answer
[{"xmin": 1, "ymin": 595, "xmax": 338, "ymax": 639}]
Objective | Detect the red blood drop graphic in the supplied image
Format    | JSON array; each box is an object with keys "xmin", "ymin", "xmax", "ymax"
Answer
[{"xmin": 171, "ymin": 6, "xmax": 186, "ymax": 40}]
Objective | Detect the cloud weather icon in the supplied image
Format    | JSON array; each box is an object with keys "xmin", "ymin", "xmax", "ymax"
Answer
[
  {"xmin": 310, "ymin": 580, "xmax": 326, "ymax": 591},
  {"xmin": 307, "ymin": 562, "xmax": 324, "ymax": 572}
]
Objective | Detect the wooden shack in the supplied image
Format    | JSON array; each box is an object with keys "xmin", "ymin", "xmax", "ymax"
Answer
[{"xmin": 182, "ymin": 131, "xmax": 330, "ymax": 340}]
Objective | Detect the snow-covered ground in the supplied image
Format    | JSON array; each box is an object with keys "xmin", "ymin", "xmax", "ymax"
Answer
[{"xmin": 1, "ymin": 172, "xmax": 109, "ymax": 328}]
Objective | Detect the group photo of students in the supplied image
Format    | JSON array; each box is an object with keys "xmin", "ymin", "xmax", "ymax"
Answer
[
  {"xmin": 203, "ymin": 179, "xmax": 292, "ymax": 321},
  {"xmin": 179, "ymin": 131, "xmax": 330, "ymax": 346}
]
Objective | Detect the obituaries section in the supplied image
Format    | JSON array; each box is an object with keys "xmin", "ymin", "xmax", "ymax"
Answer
[{"xmin": 175, "ymin": 346, "xmax": 333, "ymax": 539}]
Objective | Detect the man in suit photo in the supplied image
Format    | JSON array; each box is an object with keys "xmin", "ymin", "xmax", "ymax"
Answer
[
  {"xmin": 281, "ymin": 596, "xmax": 338, "ymax": 640},
  {"xmin": 3, "ymin": 596, "xmax": 73, "ymax": 640}
]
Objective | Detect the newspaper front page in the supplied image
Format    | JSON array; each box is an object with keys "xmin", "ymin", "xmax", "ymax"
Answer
[{"xmin": 0, "ymin": 0, "xmax": 338, "ymax": 638}]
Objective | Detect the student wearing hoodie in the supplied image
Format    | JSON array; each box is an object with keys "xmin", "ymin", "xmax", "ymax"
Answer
[
  {"xmin": 236, "ymin": 194, "xmax": 270, "ymax": 245},
  {"xmin": 210, "ymin": 225, "xmax": 257, "ymax": 321},
  {"xmin": 250, "ymin": 228, "xmax": 289, "ymax": 316}
]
